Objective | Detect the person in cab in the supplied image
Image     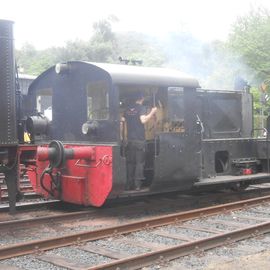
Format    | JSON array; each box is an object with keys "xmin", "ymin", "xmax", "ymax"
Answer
[{"xmin": 122, "ymin": 91, "xmax": 157, "ymax": 190}]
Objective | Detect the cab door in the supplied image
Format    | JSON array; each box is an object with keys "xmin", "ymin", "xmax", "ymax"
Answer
[{"xmin": 151, "ymin": 87, "xmax": 201, "ymax": 191}]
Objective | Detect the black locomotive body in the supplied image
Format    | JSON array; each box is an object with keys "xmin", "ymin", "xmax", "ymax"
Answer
[
  {"xmin": 1, "ymin": 18, "xmax": 270, "ymax": 210},
  {"xmin": 19, "ymin": 61, "xmax": 270, "ymax": 205}
]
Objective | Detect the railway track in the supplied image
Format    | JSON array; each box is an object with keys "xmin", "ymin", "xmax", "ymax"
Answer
[
  {"xmin": 1, "ymin": 195, "xmax": 270, "ymax": 269},
  {"xmin": 0, "ymin": 199, "xmax": 62, "ymax": 214},
  {"xmin": 1, "ymin": 183, "xmax": 270, "ymax": 229},
  {"xmin": 1, "ymin": 176, "xmax": 270, "ymax": 215}
]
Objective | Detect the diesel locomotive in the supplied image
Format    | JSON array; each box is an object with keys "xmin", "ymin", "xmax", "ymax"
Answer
[{"xmin": 1, "ymin": 19, "xmax": 270, "ymax": 212}]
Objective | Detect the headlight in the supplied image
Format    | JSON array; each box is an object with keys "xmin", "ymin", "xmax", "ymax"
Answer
[
  {"xmin": 55, "ymin": 63, "xmax": 69, "ymax": 74},
  {"xmin": 26, "ymin": 115, "xmax": 49, "ymax": 135}
]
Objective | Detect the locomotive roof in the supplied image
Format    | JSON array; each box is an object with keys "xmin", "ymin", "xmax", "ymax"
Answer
[
  {"xmin": 29, "ymin": 61, "xmax": 200, "ymax": 91},
  {"xmin": 89, "ymin": 62, "xmax": 200, "ymax": 88}
]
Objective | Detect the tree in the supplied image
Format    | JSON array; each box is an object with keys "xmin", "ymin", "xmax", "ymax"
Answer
[
  {"xmin": 57, "ymin": 40, "xmax": 91, "ymax": 62},
  {"xmin": 90, "ymin": 16, "xmax": 119, "ymax": 62},
  {"xmin": 116, "ymin": 32, "xmax": 165, "ymax": 66},
  {"xmin": 228, "ymin": 7, "xmax": 270, "ymax": 83},
  {"xmin": 226, "ymin": 7, "xmax": 270, "ymax": 127},
  {"xmin": 16, "ymin": 16, "xmax": 166, "ymax": 74},
  {"xmin": 92, "ymin": 15, "xmax": 118, "ymax": 43},
  {"xmin": 16, "ymin": 43, "xmax": 37, "ymax": 73}
]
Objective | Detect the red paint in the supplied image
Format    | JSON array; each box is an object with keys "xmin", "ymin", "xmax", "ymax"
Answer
[
  {"xmin": 70, "ymin": 146, "xmax": 95, "ymax": 159},
  {"xmin": 60, "ymin": 145, "xmax": 112, "ymax": 206},
  {"xmin": 18, "ymin": 145, "xmax": 39, "ymax": 194},
  {"xmin": 242, "ymin": 168, "xmax": 253, "ymax": 175},
  {"xmin": 24, "ymin": 144, "xmax": 113, "ymax": 207},
  {"xmin": 36, "ymin": 147, "xmax": 50, "ymax": 161}
]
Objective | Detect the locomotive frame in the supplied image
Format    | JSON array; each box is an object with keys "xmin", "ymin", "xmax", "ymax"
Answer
[{"xmin": 1, "ymin": 19, "xmax": 270, "ymax": 212}]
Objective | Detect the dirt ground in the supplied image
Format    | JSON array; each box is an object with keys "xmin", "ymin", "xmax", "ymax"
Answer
[{"xmin": 205, "ymin": 250, "xmax": 270, "ymax": 270}]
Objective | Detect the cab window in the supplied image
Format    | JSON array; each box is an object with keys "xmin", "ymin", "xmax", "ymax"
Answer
[
  {"xmin": 166, "ymin": 87, "xmax": 185, "ymax": 133},
  {"xmin": 168, "ymin": 87, "xmax": 184, "ymax": 121},
  {"xmin": 36, "ymin": 88, "xmax": 52, "ymax": 120},
  {"xmin": 86, "ymin": 81, "xmax": 109, "ymax": 120}
]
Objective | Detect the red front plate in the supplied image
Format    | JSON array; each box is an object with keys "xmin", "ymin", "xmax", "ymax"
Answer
[{"xmin": 25, "ymin": 144, "xmax": 113, "ymax": 207}]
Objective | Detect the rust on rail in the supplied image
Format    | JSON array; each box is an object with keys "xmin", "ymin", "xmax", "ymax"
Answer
[
  {"xmin": 0, "ymin": 194, "xmax": 270, "ymax": 260},
  {"xmin": 87, "ymin": 220, "xmax": 270, "ymax": 270}
]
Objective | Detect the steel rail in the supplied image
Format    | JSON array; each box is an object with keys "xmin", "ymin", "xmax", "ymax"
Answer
[
  {"xmin": 86, "ymin": 220, "xmax": 270, "ymax": 270},
  {"xmin": 0, "ymin": 200, "xmax": 61, "ymax": 213},
  {"xmin": 0, "ymin": 209, "xmax": 97, "ymax": 230},
  {"xmin": 0, "ymin": 194, "xmax": 270, "ymax": 260},
  {"xmin": 1, "ymin": 185, "xmax": 270, "ymax": 229}
]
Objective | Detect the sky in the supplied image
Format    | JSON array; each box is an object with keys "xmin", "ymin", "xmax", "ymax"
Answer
[{"xmin": 1, "ymin": 0, "xmax": 270, "ymax": 49}]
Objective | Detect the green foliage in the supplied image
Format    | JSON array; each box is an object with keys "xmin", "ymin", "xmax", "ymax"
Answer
[
  {"xmin": 16, "ymin": 43, "xmax": 37, "ymax": 74},
  {"xmin": 225, "ymin": 7, "xmax": 270, "ymax": 120},
  {"xmin": 250, "ymin": 87, "xmax": 261, "ymax": 113},
  {"xmin": 92, "ymin": 16, "xmax": 117, "ymax": 43},
  {"xmin": 228, "ymin": 8, "xmax": 270, "ymax": 83},
  {"xmin": 116, "ymin": 32, "xmax": 165, "ymax": 66},
  {"xmin": 16, "ymin": 16, "xmax": 165, "ymax": 75}
]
